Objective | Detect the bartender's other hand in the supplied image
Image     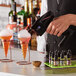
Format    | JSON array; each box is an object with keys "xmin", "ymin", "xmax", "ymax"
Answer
[{"xmin": 46, "ymin": 14, "xmax": 73, "ymax": 37}]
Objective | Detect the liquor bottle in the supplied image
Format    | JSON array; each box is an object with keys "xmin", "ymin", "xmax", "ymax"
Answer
[
  {"xmin": 28, "ymin": 0, "xmax": 33, "ymax": 15},
  {"xmin": 9, "ymin": 0, "xmax": 17, "ymax": 23},
  {"xmin": 67, "ymin": 50, "xmax": 71, "ymax": 65},
  {"xmin": 26, "ymin": 0, "xmax": 33, "ymax": 29},
  {"xmin": 9, "ymin": 0, "xmax": 15, "ymax": 24},
  {"xmin": 17, "ymin": 18, "xmax": 21, "ymax": 32},
  {"xmin": 17, "ymin": 6, "xmax": 28, "ymax": 28},
  {"xmin": 33, "ymin": 0, "xmax": 39, "ymax": 9},
  {"xmin": 60, "ymin": 50, "xmax": 64, "ymax": 66},
  {"xmin": 25, "ymin": 0, "xmax": 28, "ymax": 13},
  {"xmin": 27, "ymin": 15, "xmax": 32, "ymax": 29}
]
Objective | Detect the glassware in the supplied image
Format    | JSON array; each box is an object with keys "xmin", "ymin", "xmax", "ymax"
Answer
[
  {"xmin": 16, "ymin": 37, "xmax": 31, "ymax": 65},
  {"xmin": 0, "ymin": 36, "xmax": 13, "ymax": 62}
]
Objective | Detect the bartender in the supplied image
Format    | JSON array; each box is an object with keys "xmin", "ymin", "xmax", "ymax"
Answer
[{"xmin": 37, "ymin": 0, "xmax": 76, "ymax": 62}]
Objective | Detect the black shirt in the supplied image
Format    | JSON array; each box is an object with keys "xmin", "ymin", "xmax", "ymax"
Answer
[{"xmin": 47, "ymin": 0, "xmax": 76, "ymax": 55}]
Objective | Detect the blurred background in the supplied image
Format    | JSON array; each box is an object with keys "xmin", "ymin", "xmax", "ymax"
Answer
[{"xmin": 0, "ymin": 0, "xmax": 42, "ymax": 50}]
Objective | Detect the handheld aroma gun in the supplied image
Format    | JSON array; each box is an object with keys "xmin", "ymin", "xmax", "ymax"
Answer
[{"xmin": 28, "ymin": 11, "xmax": 74, "ymax": 48}]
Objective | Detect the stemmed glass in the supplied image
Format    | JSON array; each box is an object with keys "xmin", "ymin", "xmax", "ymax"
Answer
[
  {"xmin": 16, "ymin": 37, "xmax": 31, "ymax": 65},
  {"xmin": 0, "ymin": 29, "xmax": 13, "ymax": 62}
]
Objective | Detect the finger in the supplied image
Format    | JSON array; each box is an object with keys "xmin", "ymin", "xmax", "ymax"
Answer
[
  {"xmin": 53, "ymin": 24, "xmax": 61, "ymax": 35},
  {"xmin": 46, "ymin": 22, "xmax": 52, "ymax": 33},
  {"xmin": 57, "ymin": 30, "xmax": 64, "ymax": 37},
  {"xmin": 49, "ymin": 25, "xmax": 56, "ymax": 34},
  {"xmin": 54, "ymin": 28, "xmax": 59, "ymax": 35}
]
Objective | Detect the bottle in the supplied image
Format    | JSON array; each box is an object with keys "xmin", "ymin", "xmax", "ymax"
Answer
[
  {"xmin": 51, "ymin": 52, "xmax": 54, "ymax": 66},
  {"xmin": 9, "ymin": 0, "xmax": 15, "ymax": 24},
  {"xmin": 60, "ymin": 50, "xmax": 64, "ymax": 66},
  {"xmin": 64, "ymin": 50, "xmax": 67, "ymax": 65},
  {"xmin": 25, "ymin": 0, "xmax": 28, "ymax": 13},
  {"xmin": 67, "ymin": 50, "xmax": 71, "ymax": 65},
  {"xmin": 54, "ymin": 50, "xmax": 58, "ymax": 66},
  {"xmin": 27, "ymin": 0, "xmax": 33, "ymax": 29},
  {"xmin": 28, "ymin": 0, "xmax": 33, "ymax": 15},
  {"xmin": 17, "ymin": 6, "xmax": 28, "ymax": 28},
  {"xmin": 27, "ymin": 15, "xmax": 32, "ymax": 29},
  {"xmin": 9, "ymin": 0, "xmax": 17, "ymax": 24},
  {"xmin": 49, "ymin": 51, "xmax": 51, "ymax": 64},
  {"xmin": 57, "ymin": 50, "xmax": 60, "ymax": 65},
  {"xmin": 17, "ymin": 18, "xmax": 21, "ymax": 32}
]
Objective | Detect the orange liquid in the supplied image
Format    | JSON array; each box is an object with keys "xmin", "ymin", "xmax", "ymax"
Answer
[
  {"xmin": 0, "ymin": 36, "xmax": 12, "ymax": 57},
  {"xmin": 21, "ymin": 43, "xmax": 28, "ymax": 60},
  {"xmin": 0, "ymin": 36, "xmax": 12, "ymax": 40},
  {"xmin": 19, "ymin": 37, "xmax": 30, "ymax": 59}
]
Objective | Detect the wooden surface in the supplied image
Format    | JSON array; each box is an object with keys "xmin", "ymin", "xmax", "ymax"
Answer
[{"xmin": 0, "ymin": 4, "xmax": 21, "ymax": 7}]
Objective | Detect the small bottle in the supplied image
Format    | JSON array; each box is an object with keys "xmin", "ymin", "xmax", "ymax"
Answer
[
  {"xmin": 67, "ymin": 50, "xmax": 71, "ymax": 65},
  {"xmin": 64, "ymin": 50, "xmax": 67, "ymax": 65},
  {"xmin": 57, "ymin": 50, "xmax": 60, "ymax": 65},
  {"xmin": 51, "ymin": 52, "xmax": 54, "ymax": 66},
  {"xmin": 49, "ymin": 51, "xmax": 51, "ymax": 64},
  {"xmin": 54, "ymin": 52, "xmax": 58, "ymax": 66},
  {"xmin": 60, "ymin": 50, "xmax": 64, "ymax": 66}
]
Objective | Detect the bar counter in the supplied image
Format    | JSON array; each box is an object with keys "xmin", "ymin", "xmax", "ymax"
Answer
[{"xmin": 0, "ymin": 46, "xmax": 75, "ymax": 76}]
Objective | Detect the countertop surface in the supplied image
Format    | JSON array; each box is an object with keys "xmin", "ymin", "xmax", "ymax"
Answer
[{"xmin": 0, "ymin": 46, "xmax": 76, "ymax": 76}]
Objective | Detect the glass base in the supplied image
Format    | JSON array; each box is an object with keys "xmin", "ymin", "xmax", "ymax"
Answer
[
  {"xmin": 0, "ymin": 59, "xmax": 13, "ymax": 63},
  {"xmin": 16, "ymin": 61, "xmax": 31, "ymax": 65}
]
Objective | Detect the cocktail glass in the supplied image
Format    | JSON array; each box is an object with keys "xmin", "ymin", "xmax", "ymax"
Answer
[
  {"xmin": 0, "ymin": 36, "xmax": 13, "ymax": 62},
  {"xmin": 16, "ymin": 37, "xmax": 31, "ymax": 65}
]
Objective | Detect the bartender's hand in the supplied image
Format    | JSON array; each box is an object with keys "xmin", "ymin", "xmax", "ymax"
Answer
[{"xmin": 46, "ymin": 14, "xmax": 76, "ymax": 37}]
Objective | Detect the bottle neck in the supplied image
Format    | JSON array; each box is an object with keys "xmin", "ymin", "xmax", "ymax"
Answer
[{"xmin": 10, "ymin": 0, "xmax": 16, "ymax": 12}]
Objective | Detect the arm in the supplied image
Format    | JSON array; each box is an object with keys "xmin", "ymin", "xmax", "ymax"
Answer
[{"xmin": 46, "ymin": 14, "xmax": 76, "ymax": 37}]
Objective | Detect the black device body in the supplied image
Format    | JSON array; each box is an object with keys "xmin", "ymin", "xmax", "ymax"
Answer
[{"xmin": 28, "ymin": 11, "xmax": 54, "ymax": 36}]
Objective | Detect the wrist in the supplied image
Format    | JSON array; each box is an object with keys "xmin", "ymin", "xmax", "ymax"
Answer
[{"xmin": 69, "ymin": 14, "xmax": 76, "ymax": 26}]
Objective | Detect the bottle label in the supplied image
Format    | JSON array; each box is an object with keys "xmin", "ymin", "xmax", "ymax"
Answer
[{"xmin": 17, "ymin": 15, "xmax": 23, "ymax": 23}]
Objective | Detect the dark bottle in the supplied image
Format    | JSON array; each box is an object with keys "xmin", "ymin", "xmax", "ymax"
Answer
[
  {"xmin": 9, "ymin": 0, "xmax": 17, "ymax": 24},
  {"xmin": 17, "ymin": 6, "xmax": 28, "ymax": 28},
  {"xmin": 67, "ymin": 50, "xmax": 71, "ymax": 65},
  {"xmin": 9, "ymin": 0, "xmax": 15, "ymax": 24},
  {"xmin": 57, "ymin": 50, "xmax": 60, "ymax": 65},
  {"xmin": 28, "ymin": 11, "xmax": 54, "ymax": 36},
  {"xmin": 17, "ymin": 18, "xmax": 21, "ymax": 32},
  {"xmin": 49, "ymin": 51, "xmax": 51, "ymax": 64},
  {"xmin": 12, "ymin": 1, "xmax": 17, "ymax": 22},
  {"xmin": 64, "ymin": 50, "xmax": 67, "ymax": 65},
  {"xmin": 60, "ymin": 50, "xmax": 64, "ymax": 66},
  {"xmin": 51, "ymin": 52, "xmax": 54, "ymax": 66},
  {"xmin": 13, "ymin": 10, "xmax": 17, "ymax": 22}
]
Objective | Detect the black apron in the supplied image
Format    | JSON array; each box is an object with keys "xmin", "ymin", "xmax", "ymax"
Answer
[{"xmin": 46, "ymin": 0, "xmax": 76, "ymax": 58}]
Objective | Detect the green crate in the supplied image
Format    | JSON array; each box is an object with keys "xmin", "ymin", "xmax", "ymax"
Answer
[{"xmin": 44, "ymin": 60, "xmax": 76, "ymax": 69}]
